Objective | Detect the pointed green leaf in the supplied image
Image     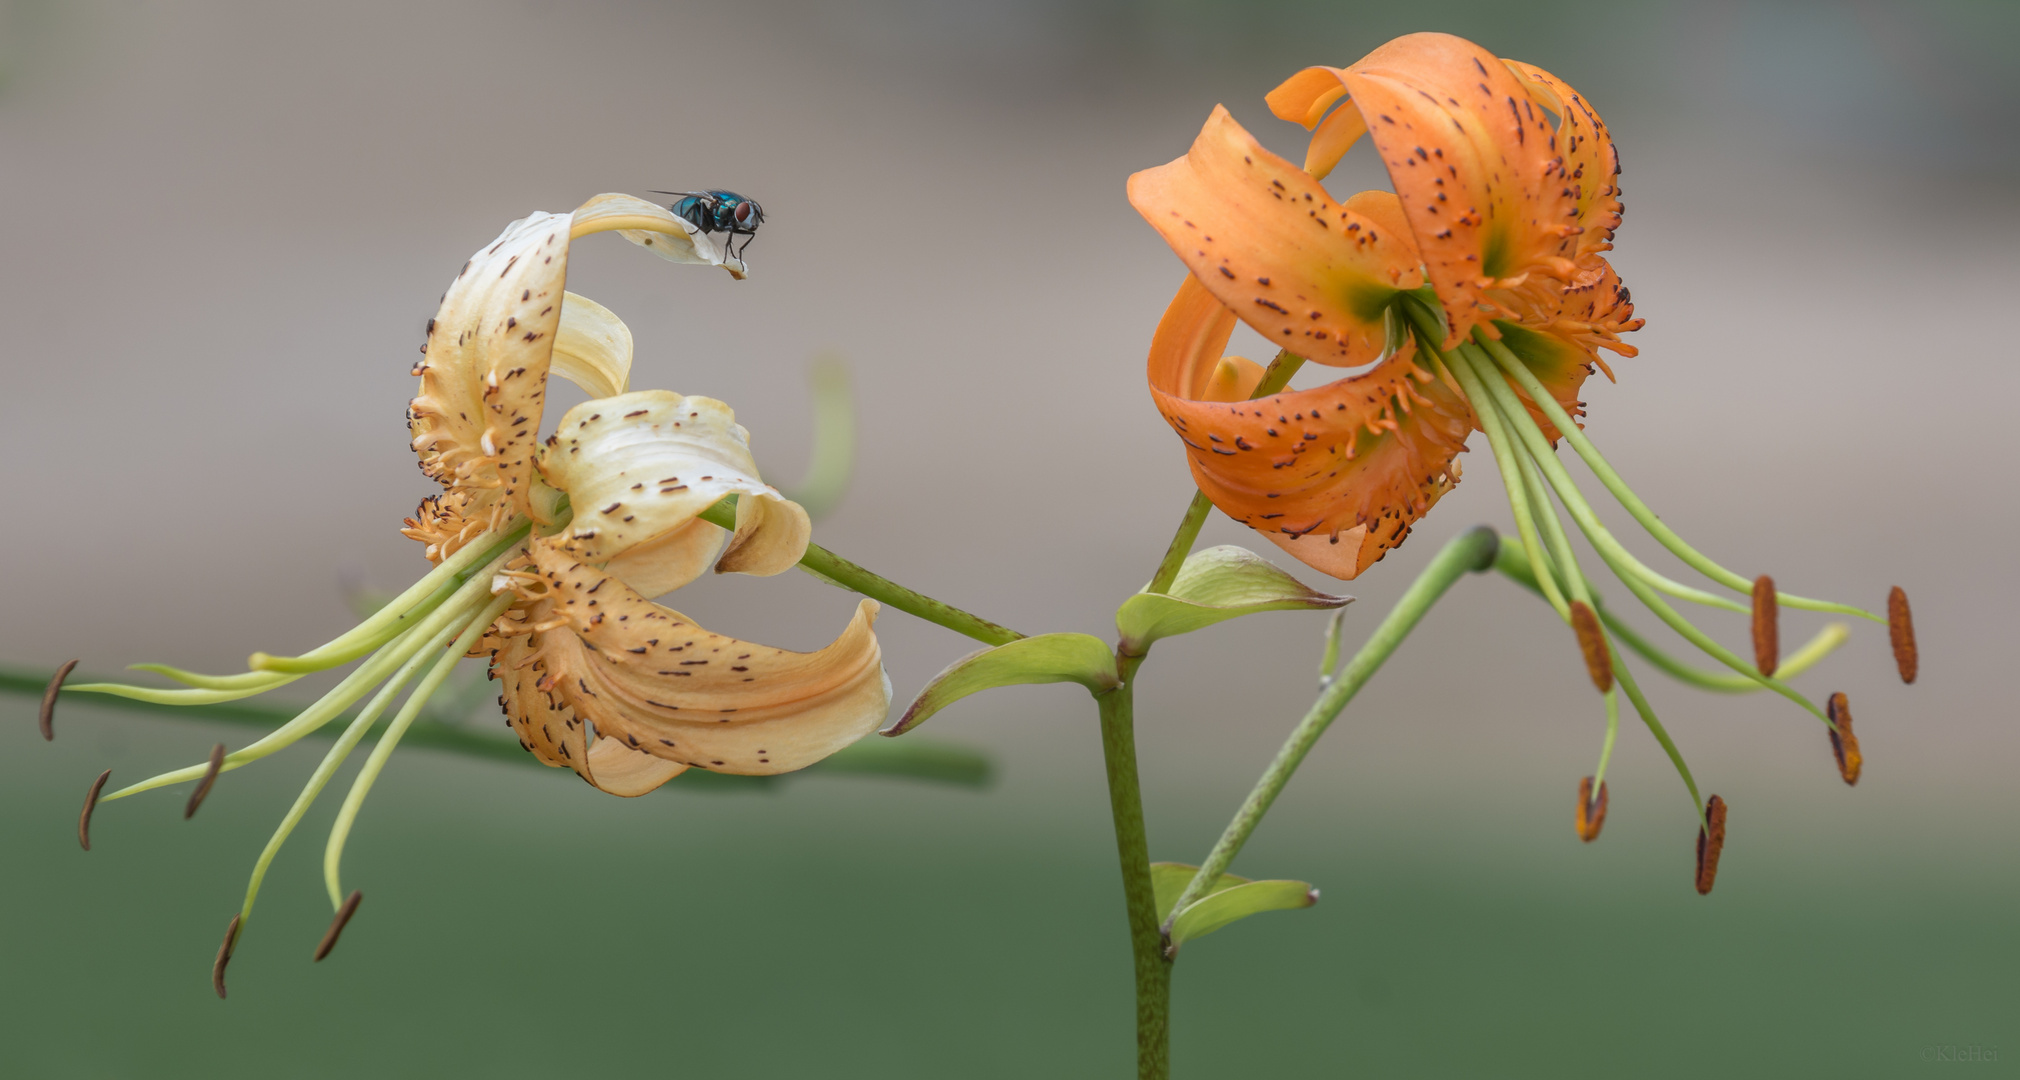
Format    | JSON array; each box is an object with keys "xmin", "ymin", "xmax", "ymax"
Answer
[
  {"xmin": 1117, "ymin": 545, "xmax": 1351, "ymax": 653},
  {"xmin": 1167, "ymin": 878, "xmax": 1320, "ymax": 953},
  {"xmin": 1150, "ymin": 861, "xmax": 1250, "ymax": 922},
  {"xmin": 883, "ymin": 633, "xmax": 1117, "ymax": 736}
]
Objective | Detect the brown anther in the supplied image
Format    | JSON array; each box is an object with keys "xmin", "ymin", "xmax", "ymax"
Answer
[
  {"xmin": 78, "ymin": 769, "xmax": 110, "ymax": 850},
  {"xmin": 213, "ymin": 913, "xmax": 242, "ymax": 999},
  {"xmin": 185, "ymin": 743, "xmax": 226, "ymax": 819},
  {"xmin": 314, "ymin": 891, "xmax": 364, "ymax": 962},
  {"xmin": 1826, "ymin": 692, "xmax": 1862, "ymax": 786},
  {"xmin": 1750, "ymin": 575, "xmax": 1779, "ymax": 677},
  {"xmin": 39, "ymin": 659, "xmax": 79, "ymax": 741},
  {"xmin": 1575, "ymin": 777, "xmax": 1608, "ymax": 842},
  {"xmin": 1694, "ymin": 795, "xmax": 1727, "ymax": 895},
  {"xmin": 1568, "ymin": 601, "xmax": 1612, "ymax": 692},
  {"xmin": 1887, "ymin": 586, "xmax": 1917, "ymax": 684}
]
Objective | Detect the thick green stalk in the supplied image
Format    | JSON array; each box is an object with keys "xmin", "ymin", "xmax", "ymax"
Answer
[
  {"xmin": 696, "ymin": 500, "xmax": 1021, "ymax": 647},
  {"xmin": 1166, "ymin": 526, "xmax": 1500, "ymax": 921},
  {"xmin": 1096, "ymin": 668, "xmax": 1170, "ymax": 1080}
]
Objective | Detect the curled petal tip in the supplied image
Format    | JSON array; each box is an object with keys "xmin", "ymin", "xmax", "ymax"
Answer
[
  {"xmin": 78, "ymin": 769, "xmax": 110, "ymax": 851},
  {"xmin": 1575, "ymin": 777, "xmax": 1608, "ymax": 842},
  {"xmin": 1887, "ymin": 586, "xmax": 1917, "ymax": 684},
  {"xmin": 1568, "ymin": 601, "xmax": 1612, "ymax": 693},
  {"xmin": 314, "ymin": 891, "xmax": 364, "ymax": 963},
  {"xmin": 213, "ymin": 914, "xmax": 242, "ymax": 999},
  {"xmin": 40, "ymin": 659, "xmax": 78, "ymax": 741},
  {"xmin": 1751, "ymin": 575, "xmax": 1779, "ymax": 677},
  {"xmin": 1826, "ymin": 692, "xmax": 1862, "ymax": 786},
  {"xmin": 184, "ymin": 743, "xmax": 225, "ymax": 819},
  {"xmin": 1695, "ymin": 795, "xmax": 1727, "ymax": 895}
]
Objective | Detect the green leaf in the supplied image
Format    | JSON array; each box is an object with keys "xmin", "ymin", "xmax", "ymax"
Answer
[
  {"xmin": 883, "ymin": 634, "xmax": 1117, "ymax": 736},
  {"xmin": 1150, "ymin": 861, "xmax": 1250, "ymax": 922},
  {"xmin": 1167, "ymin": 878, "xmax": 1320, "ymax": 954},
  {"xmin": 1116, "ymin": 545, "xmax": 1350, "ymax": 653}
]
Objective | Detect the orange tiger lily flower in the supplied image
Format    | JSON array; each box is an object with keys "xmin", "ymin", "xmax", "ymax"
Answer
[{"xmin": 1129, "ymin": 32, "xmax": 1640, "ymax": 579}]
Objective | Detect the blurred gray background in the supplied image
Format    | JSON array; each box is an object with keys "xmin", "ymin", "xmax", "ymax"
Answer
[{"xmin": 2, "ymin": 0, "xmax": 2016, "ymax": 1075}]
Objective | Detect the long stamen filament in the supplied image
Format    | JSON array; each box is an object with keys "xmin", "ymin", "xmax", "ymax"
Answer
[
  {"xmin": 1458, "ymin": 345, "xmax": 1834, "ymax": 726},
  {"xmin": 324, "ymin": 591, "xmax": 514, "ymax": 907},
  {"xmin": 71, "ymin": 521, "xmax": 531, "ymax": 706},
  {"xmin": 1611, "ymin": 639, "xmax": 1709, "ymax": 828},
  {"xmin": 1491, "ymin": 363, "xmax": 1625, "ymax": 800},
  {"xmin": 97, "ymin": 561, "xmax": 509, "ymax": 804},
  {"xmin": 1430, "ymin": 338, "xmax": 1569, "ymax": 618},
  {"xmin": 1472, "ymin": 331, "xmax": 1879, "ymax": 622},
  {"xmin": 1414, "ymin": 321, "xmax": 1747, "ymax": 617},
  {"xmin": 235, "ymin": 607, "xmax": 469, "ymax": 930},
  {"xmin": 253, "ymin": 520, "xmax": 532, "ymax": 672}
]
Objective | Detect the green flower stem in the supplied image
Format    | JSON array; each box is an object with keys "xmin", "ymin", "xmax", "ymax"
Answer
[
  {"xmin": 696, "ymin": 499, "xmax": 1022, "ymax": 647},
  {"xmin": 1097, "ymin": 668, "xmax": 1170, "ymax": 1080},
  {"xmin": 1431, "ymin": 332, "xmax": 1569, "ymax": 619},
  {"xmin": 5, "ymin": 663, "xmax": 992, "ymax": 789},
  {"xmin": 1144, "ymin": 351, "xmax": 1307, "ymax": 596},
  {"xmin": 1464, "ymin": 352, "xmax": 1833, "ymax": 726},
  {"xmin": 1473, "ymin": 331, "xmax": 1881, "ymax": 623},
  {"xmin": 1494, "ymin": 546, "xmax": 1849, "ymax": 691},
  {"xmin": 1165, "ymin": 525, "xmax": 1501, "ymax": 924}
]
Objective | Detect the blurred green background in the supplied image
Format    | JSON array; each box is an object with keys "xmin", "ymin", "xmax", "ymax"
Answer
[{"xmin": 3, "ymin": 0, "xmax": 2015, "ymax": 1075}]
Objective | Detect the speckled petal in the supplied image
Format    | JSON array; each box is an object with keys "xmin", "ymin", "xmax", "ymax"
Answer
[
  {"xmin": 570, "ymin": 193, "xmax": 747, "ymax": 280},
  {"xmin": 1149, "ymin": 277, "xmax": 1474, "ymax": 579},
  {"xmin": 489, "ymin": 614, "xmax": 688, "ymax": 796},
  {"xmin": 409, "ymin": 212, "xmax": 572, "ymax": 524},
  {"xmin": 1286, "ymin": 34, "xmax": 1584, "ymax": 345},
  {"xmin": 551, "ymin": 291, "xmax": 633, "ymax": 399},
  {"xmin": 1127, "ymin": 105, "xmax": 1422, "ymax": 368},
  {"xmin": 1502, "ymin": 60, "xmax": 1622, "ymax": 257},
  {"xmin": 537, "ymin": 390, "xmax": 808, "ymax": 592},
  {"xmin": 497, "ymin": 541, "xmax": 890, "ymax": 776}
]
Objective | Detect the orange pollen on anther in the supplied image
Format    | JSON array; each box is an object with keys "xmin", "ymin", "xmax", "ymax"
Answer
[
  {"xmin": 1695, "ymin": 795, "xmax": 1728, "ymax": 896},
  {"xmin": 1751, "ymin": 575, "xmax": 1779, "ymax": 678},
  {"xmin": 1887, "ymin": 586, "xmax": 1918, "ymax": 684},
  {"xmin": 1826, "ymin": 692, "xmax": 1862, "ymax": 786},
  {"xmin": 1575, "ymin": 777, "xmax": 1608, "ymax": 842},
  {"xmin": 1568, "ymin": 600, "xmax": 1612, "ymax": 692}
]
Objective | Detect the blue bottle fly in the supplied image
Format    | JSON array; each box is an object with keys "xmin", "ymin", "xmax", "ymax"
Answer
[{"xmin": 652, "ymin": 190, "xmax": 766, "ymax": 261}]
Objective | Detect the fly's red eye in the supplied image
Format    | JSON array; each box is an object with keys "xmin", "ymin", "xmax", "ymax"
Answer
[{"xmin": 734, "ymin": 203, "xmax": 753, "ymax": 223}]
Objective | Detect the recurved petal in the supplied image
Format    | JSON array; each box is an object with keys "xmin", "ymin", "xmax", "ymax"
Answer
[
  {"xmin": 571, "ymin": 193, "xmax": 747, "ymax": 279},
  {"xmin": 491, "ymin": 622, "xmax": 688, "ymax": 796},
  {"xmin": 1502, "ymin": 60, "xmax": 1622, "ymax": 256},
  {"xmin": 718, "ymin": 489, "xmax": 811, "ymax": 577},
  {"xmin": 1334, "ymin": 33, "xmax": 1582, "ymax": 342},
  {"xmin": 511, "ymin": 540, "xmax": 890, "ymax": 775},
  {"xmin": 551, "ymin": 291, "xmax": 633, "ymax": 399},
  {"xmin": 538, "ymin": 391, "xmax": 805, "ymax": 591},
  {"xmin": 1148, "ymin": 277, "xmax": 1475, "ymax": 580},
  {"xmin": 410, "ymin": 212, "xmax": 573, "ymax": 521},
  {"xmin": 1127, "ymin": 105, "xmax": 1422, "ymax": 367}
]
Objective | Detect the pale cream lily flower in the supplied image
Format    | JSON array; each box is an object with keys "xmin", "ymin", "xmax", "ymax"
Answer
[{"xmin": 62, "ymin": 195, "xmax": 889, "ymax": 985}]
